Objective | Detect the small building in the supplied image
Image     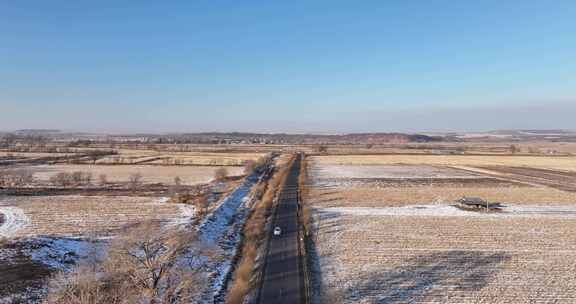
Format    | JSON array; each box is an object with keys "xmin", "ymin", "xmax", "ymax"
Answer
[{"xmin": 457, "ymin": 197, "xmax": 504, "ymax": 210}]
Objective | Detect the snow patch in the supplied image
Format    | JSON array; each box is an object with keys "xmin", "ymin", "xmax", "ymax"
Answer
[
  {"xmin": 309, "ymin": 164, "xmax": 478, "ymax": 180},
  {"xmin": 29, "ymin": 237, "xmax": 107, "ymax": 271},
  {"xmin": 157, "ymin": 197, "xmax": 170, "ymax": 204},
  {"xmin": 166, "ymin": 204, "xmax": 196, "ymax": 227},
  {"xmin": 0, "ymin": 206, "xmax": 30, "ymax": 238},
  {"xmin": 194, "ymin": 173, "xmax": 260, "ymax": 303},
  {"xmin": 318, "ymin": 204, "xmax": 576, "ymax": 218},
  {"xmin": 198, "ymin": 176, "xmax": 255, "ymax": 243}
]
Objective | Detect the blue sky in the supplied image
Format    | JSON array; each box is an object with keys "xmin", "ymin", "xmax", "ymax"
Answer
[{"xmin": 1, "ymin": 1, "xmax": 575, "ymax": 133}]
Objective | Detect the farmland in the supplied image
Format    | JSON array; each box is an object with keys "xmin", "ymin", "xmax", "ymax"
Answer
[
  {"xmin": 94, "ymin": 150, "xmax": 265, "ymax": 166},
  {"xmin": 306, "ymin": 154, "xmax": 576, "ymax": 303},
  {"xmin": 0, "ymin": 194, "xmax": 198, "ymax": 302},
  {"xmin": 24, "ymin": 164, "xmax": 243, "ymax": 186},
  {"xmin": 313, "ymin": 212, "xmax": 576, "ymax": 303},
  {"xmin": 0, "ymin": 142, "xmax": 276, "ymax": 303},
  {"xmin": 1, "ymin": 196, "xmax": 193, "ymax": 237},
  {"xmin": 2, "ymin": 137, "xmax": 576, "ymax": 303},
  {"xmin": 310, "ymin": 154, "xmax": 576, "ymax": 171}
]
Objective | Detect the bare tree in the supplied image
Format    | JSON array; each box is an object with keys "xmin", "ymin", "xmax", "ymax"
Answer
[
  {"xmin": 214, "ymin": 167, "xmax": 228, "ymax": 182},
  {"xmin": 0, "ymin": 171, "xmax": 7, "ymax": 186},
  {"xmin": 169, "ymin": 176, "xmax": 183, "ymax": 197},
  {"xmin": 46, "ymin": 223, "xmax": 212, "ymax": 304},
  {"xmin": 315, "ymin": 145, "xmax": 328, "ymax": 153},
  {"xmin": 88, "ymin": 151, "xmax": 101, "ymax": 164},
  {"xmin": 510, "ymin": 144, "xmax": 519, "ymax": 154},
  {"xmin": 106, "ymin": 222, "xmax": 199, "ymax": 302},
  {"xmin": 174, "ymin": 176, "xmax": 182, "ymax": 187},
  {"xmin": 98, "ymin": 174, "xmax": 108, "ymax": 186},
  {"xmin": 129, "ymin": 172, "xmax": 143, "ymax": 188},
  {"xmin": 194, "ymin": 195, "xmax": 210, "ymax": 217},
  {"xmin": 84, "ymin": 172, "xmax": 93, "ymax": 185}
]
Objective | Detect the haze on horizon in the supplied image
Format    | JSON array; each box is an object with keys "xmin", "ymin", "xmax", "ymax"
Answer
[{"xmin": 1, "ymin": 1, "xmax": 575, "ymax": 133}]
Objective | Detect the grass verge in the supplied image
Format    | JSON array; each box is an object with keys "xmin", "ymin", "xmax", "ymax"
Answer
[{"xmin": 225, "ymin": 154, "xmax": 295, "ymax": 304}]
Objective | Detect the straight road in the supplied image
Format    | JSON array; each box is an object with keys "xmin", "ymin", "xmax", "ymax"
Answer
[{"xmin": 259, "ymin": 155, "xmax": 305, "ymax": 304}]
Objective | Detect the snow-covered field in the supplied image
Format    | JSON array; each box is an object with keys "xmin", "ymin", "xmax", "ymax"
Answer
[
  {"xmin": 309, "ymin": 163, "xmax": 479, "ymax": 180},
  {"xmin": 307, "ymin": 159, "xmax": 576, "ymax": 303},
  {"xmin": 312, "ymin": 207, "xmax": 576, "ymax": 303},
  {"xmin": 0, "ymin": 196, "xmax": 191, "ymax": 237},
  {"xmin": 319, "ymin": 204, "xmax": 576, "ymax": 219},
  {"xmin": 0, "ymin": 235, "xmax": 108, "ymax": 303},
  {"xmin": 0, "ymin": 196, "xmax": 198, "ymax": 303},
  {"xmin": 0, "ymin": 165, "xmax": 262, "ymax": 304}
]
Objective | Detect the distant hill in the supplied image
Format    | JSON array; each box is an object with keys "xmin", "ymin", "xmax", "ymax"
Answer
[
  {"xmin": 49, "ymin": 131, "xmax": 443, "ymax": 145},
  {"xmin": 448, "ymin": 129, "xmax": 576, "ymax": 142},
  {"xmin": 13, "ymin": 129, "xmax": 61, "ymax": 135}
]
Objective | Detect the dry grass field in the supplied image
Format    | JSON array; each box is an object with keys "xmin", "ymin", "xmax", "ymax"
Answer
[
  {"xmin": 94, "ymin": 149, "xmax": 266, "ymax": 166},
  {"xmin": 0, "ymin": 145, "xmax": 272, "ymax": 302},
  {"xmin": 310, "ymin": 187, "xmax": 576, "ymax": 207},
  {"xmin": 310, "ymin": 154, "xmax": 576, "ymax": 172},
  {"xmin": 25, "ymin": 164, "xmax": 243, "ymax": 185},
  {"xmin": 307, "ymin": 162, "xmax": 576, "ymax": 206},
  {"xmin": 320, "ymin": 141, "xmax": 576, "ymax": 155},
  {"xmin": 307, "ymin": 154, "xmax": 576, "ymax": 303},
  {"xmin": 1, "ymin": 196, "xmax": 192, "ymax": 237}
]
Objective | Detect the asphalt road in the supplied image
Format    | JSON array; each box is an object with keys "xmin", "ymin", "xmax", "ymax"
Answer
[{"xmin": 259, "ymin": 155, "xmax": 304, "ymax": 304}]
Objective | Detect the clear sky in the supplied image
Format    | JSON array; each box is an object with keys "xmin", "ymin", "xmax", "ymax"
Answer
[{"xmin": 1, "ymin": 1, "xmax": 574, "ymax": 133}]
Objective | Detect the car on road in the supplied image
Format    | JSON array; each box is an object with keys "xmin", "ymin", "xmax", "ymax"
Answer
[{"xmin": 273, "ymin": 226, "xmax": 282, "ymax": 236}]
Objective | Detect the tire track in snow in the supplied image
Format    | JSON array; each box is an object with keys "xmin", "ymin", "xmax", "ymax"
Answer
[{"xmin": 0, "ymin": 205, "xmax": 30, "ymax": 238}]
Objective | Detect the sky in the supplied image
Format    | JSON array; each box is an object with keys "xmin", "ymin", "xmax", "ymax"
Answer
[{"xmin": 0, "ymin": 1, "xmax": 575, "ymax": 133}]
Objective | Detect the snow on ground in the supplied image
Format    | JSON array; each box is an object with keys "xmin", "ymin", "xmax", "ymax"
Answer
[
  {"xmin": 177, "ymin": 203, "xmax": 196, "ymax": 220},
  {"xmin": 157, "ymin": 197, "xmax": 170, "ymax": 204},
  {"xmin": 0, "ymin": 236, "xmax": 108, "ymax": 304},
  {"xmin": 199, "ymin": 175, "xmax": 257, "ymax": 243},
  {"xmin": 0, "ymin": 205, "xmax": 30, "ymax": 238},
  {"xmin": 308, "ymin": 164, "xmax": 486, "ymax": 188},
  {"xmin": 0, "ymin": 171, "xmax": 261, "ymax": 304},
  {"xmin": 28, "ymin": 237, "xmax": 107, "ymax": 272},
  {"xmin": 194, "ymin": 173, "xmax": 260, "ymax": 303},
  {"xmin": 309, "ymin": 164, "xmax": 480, "ymax": 180},
  {"xmin": 161, "ymin": 197, "xmax": 196, "ymax": 227},
  {"xmin": 0, "ymin": 196, "xmax": 193, "ymax": 303},
  {"xmin": 317, "ymin": 204, "xmax": 576, "ymax": 219},
  {"xmin": 312, "ymin": 204, "xmax": 576, "ymax": 303}
]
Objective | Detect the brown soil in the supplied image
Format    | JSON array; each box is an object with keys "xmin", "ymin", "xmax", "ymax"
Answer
[
  {"xmin": 476, "ymin": 166, "xmax": 576, "ymax": 192},
  {"xmin": 0, "ymin": 241, "xmax": 53, "ymax": 303}
]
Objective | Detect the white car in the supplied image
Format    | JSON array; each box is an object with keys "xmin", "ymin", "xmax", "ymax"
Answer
[{"xmin": 273, "ymin": 226, "xmax": 282, "ymax": 236}]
